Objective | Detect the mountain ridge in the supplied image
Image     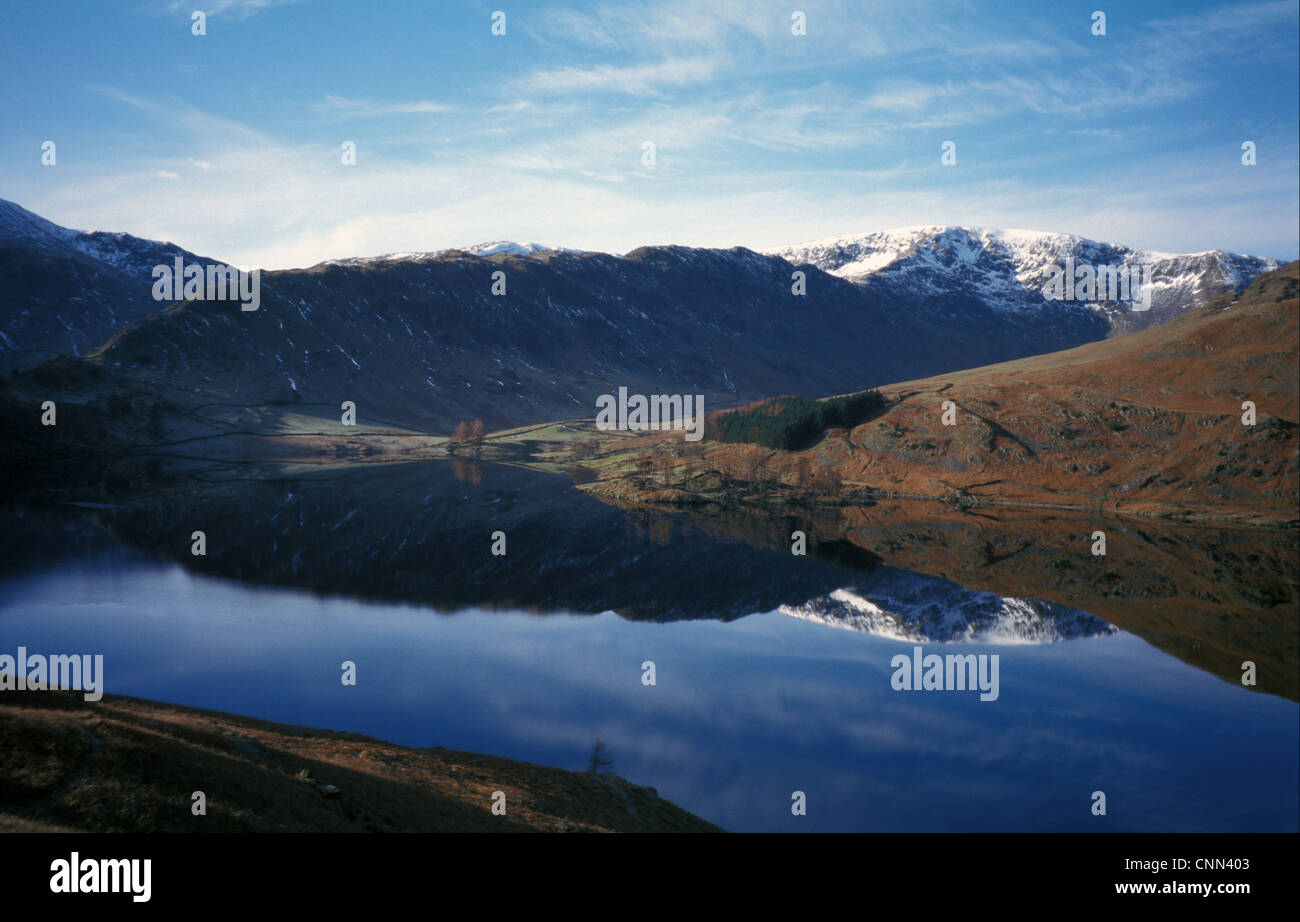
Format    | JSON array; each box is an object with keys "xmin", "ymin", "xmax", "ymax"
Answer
[
  {"xmin": 769, "ymin": 225, "xmax": 1282, "ymax": 335},
  {"xmin": 0, "ymin": 199, "xmax": 1284, "ymax": 436},
  {"xmin": 0, "ymin": 201, "xmax": 1100, "ymax": 431}
]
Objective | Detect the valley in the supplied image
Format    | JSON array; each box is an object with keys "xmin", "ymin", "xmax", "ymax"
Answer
[{"xmin": 2, "ymin": 202, "xmax": 1295, "ymax": 834}]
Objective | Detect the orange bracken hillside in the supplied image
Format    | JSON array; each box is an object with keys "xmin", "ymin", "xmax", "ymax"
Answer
[{"xmin": 803, "ymin": 260, "xmax": 1297, "ymax": 525}]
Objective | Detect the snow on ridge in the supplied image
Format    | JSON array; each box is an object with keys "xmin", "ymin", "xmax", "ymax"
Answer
[
  {"xmin": 2, "ymin": 197, "xmax": 1279, "ymax": 312},
  {"xmin": 766, "ymin": 224, "xmax": 1283, "ymax": 324},
  {"xmin": 0, "ymin": 198, "xmax": 81, "ymax": 244},
  {"xmin": 769, "ymin": 225, "xmax": 1280, "ymax": 279},
  {"xmin": 771, "ymin": 225, "xmax": 1118, "ymax": 273},
  {"xmin": 315, "ymin": 240, "xmax": 589, "ymax": 269},
  {"xmin": 460, "ymin": 240, "xmax": 571, "ymax": 256},
  {"xmin": 0, "ymin": 199, "xmax": 207, "ymax": 276}
]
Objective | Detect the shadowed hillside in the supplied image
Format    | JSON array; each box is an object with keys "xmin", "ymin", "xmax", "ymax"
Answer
[{"xmin": 0, "ymin": 690, "xmax": 720, "ymax": 833}]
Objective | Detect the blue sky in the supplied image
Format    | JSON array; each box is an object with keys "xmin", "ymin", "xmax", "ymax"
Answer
[{"xmin": 2, "ymin": 0, "xmax": 1297, "ymax": 268}]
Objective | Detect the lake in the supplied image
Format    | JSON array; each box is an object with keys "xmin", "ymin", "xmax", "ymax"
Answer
[{"xmin": 1, "ymin": 461, "xmax": 1296, "ymax": 832}]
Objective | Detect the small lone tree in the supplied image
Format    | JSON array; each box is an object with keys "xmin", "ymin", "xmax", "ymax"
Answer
[
  {"xmin": 815, "ymin": 464, "xmax": 842, "ymax": 494},
  {"xmin": 794, "ymin": 455, "xmax": 812, "ymax": 487},
  {"xmin": 654, "ymin": 451, "xmax": 675, "ymax": 485},
  {"xmin": 586, "ymin": 739, "xmax": 614, "ymax": 775}
]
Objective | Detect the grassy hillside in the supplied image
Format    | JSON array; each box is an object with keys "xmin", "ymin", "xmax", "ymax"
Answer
[
  {"xmin": 0, "ymin": 690, "xmax": 721, "ymax": 833},
  {"xmin": 582, "ymin": 261, "xmax": 1299, "ymax": 528}
]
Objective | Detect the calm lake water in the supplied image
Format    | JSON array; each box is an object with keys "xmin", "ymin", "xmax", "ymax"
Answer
[{"xmin": 1, "ymin": 462, "xmax": 1296, "ymax": 832}]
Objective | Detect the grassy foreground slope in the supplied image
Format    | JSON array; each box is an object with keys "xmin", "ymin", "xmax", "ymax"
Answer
[{"xmin": 0, "ymin": 690, "xmax": 720, "ymax": 833}]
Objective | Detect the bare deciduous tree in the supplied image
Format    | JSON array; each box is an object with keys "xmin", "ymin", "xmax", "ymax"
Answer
[
  {"xmin": 654, "ymin": 451, "xmax": 675, "ymax": 485},
  {"xmin": 815, "ymin": 464, "xmax": 843, "ymax": 493},
  {"xmin": 587, "ymin": 739, "xmax": 614, "ymax": 775},
  {"xmin": 794, "ymin": 455, "xmax": 812, "ymax": 487}
]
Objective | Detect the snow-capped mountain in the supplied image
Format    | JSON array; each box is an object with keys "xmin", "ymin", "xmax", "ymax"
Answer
[
  {"xmin": 0, "ymin": 199, "xmax": 207, "ymax": 284},
  {"xmin": 459, "ymin": 240, "xmax": 575, "ymax": 257},
  {"xmin": 769, "ymin": 226, "xmax": 1281, "ymax": 334},
  {"xmin": 315, "ymin": 240, "xmax": 581, "ymax": 269},
  {"xmin": 0, "ymin": 199, "xmax": 212, "ymax": 363},
  {"xmin": 0, "ymin": 197, "xmax": 1280, "ymax": 431},
  {"xmin": 1, "ymin": 199, "xmax": 1111, "ymax": 424},
  {"xmin": 780, "ymin": 568, "xmax": 1117, "ymax": 644},
  {"xmin": 0, "ymin": 197, "xmax": 75, "ymax": 244}
]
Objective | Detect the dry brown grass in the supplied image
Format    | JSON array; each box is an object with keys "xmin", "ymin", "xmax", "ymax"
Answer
[{"xmin": 0, "ymin": 691, "xmax": 721, "ymax": 833}]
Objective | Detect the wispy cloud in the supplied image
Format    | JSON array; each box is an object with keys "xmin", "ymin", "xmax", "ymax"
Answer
[
  {"xmin": 522, "ymin": 57, "xmax": 718, "ymax": 96},
  {"xmin": 5, "ymin": 1, "xmax": 1293, "ymax": 265},
  {"xmin": 525, "ymin": 0, "xmax": 777, "ymax": 51},
  {"xmin": 162, "ymin": 0, "xmax": 306, "ymax": 19},
  {"xmin": 89, "ymin": 85, "xmax": 271, "ymax": 148},
  {"xmin": 311, "ymin": 95, "xmax": 456, "ymax": 119}
]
